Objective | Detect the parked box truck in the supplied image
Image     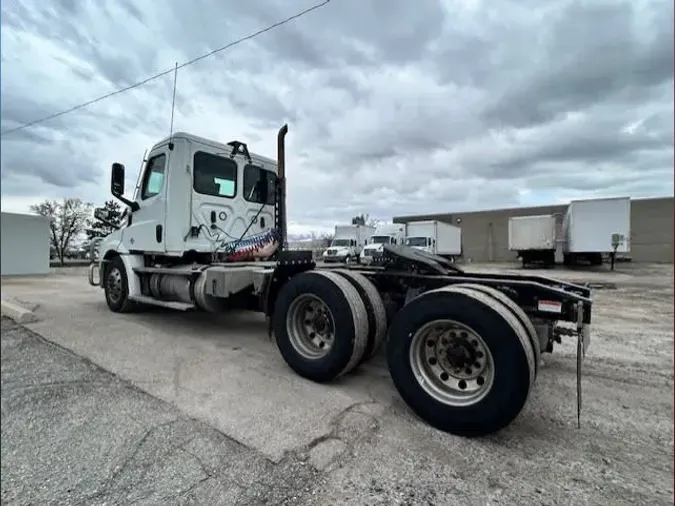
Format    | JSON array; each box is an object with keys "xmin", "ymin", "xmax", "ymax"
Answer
[
  {"xmin": 563, "ymin": 197, "xmax": 631, "ymax": 266},
  {"xmin": 359, "ymin": 223, "xmax": 406, "ymax": 265},
  {"xmin": 322, "ymin": 224, "xmax": 376, "ymax": 263},
  {"xmin": 508, "ymin": 214, "xmax": 558, "ymax": 267},
  {"xmin": 404, "ymin": 220, "xmax": 462, "ymax": 260}
]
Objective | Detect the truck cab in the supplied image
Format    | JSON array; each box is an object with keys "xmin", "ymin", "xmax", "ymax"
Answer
[
  {"xmin": 405, "ymin": 236, "xmax": 435, "ymax": 254},
  {"xmin": 359, "ymin": 224, "xmax": 406, "ymax": 265},
  {"xmin": 98, "ymin": 132, "xmax": 280, "ymax": 264},
  {"xmin": 323, "ymin": 237, "xmax": 358, "ymax": 263},
  {"xmin": 322, "ymin": 224, "xmax": 375, "ymax": 264}
]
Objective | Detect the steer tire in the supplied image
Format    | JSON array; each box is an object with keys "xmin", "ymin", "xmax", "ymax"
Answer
[
  {"xmin": 333, "ymin": 269, "xmax": 387, "ymax": 362},
  {"xmin": 387, "ymin": 286, "xmax": 536, "ymax": 437},
  {"xmin": 451, "ymin": 283, "xmax": 541, "ymax": 375},
  {"xmin": 103, "ymin": 255, "xmax": 138, "ymax": 314},
  {"xmin": 273, "ymin": 271, "xmax": 368, "ymax": 382}
]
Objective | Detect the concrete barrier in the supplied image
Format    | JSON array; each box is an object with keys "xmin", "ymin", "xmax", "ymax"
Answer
[{"xmin": 1, "ymin": 299, "xmax": 37, "ymax": 324}]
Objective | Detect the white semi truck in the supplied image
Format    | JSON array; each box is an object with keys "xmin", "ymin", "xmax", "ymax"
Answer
[
  {"xmin": 88, "ymin": 125, "xmax": 594, "ymax": 438},
  {"xmin": 508, "ymin": 215, "xmax": 558, "ymax": 268},
  {"xmin": 563, "ymin": 197, "xmax": 631, "ymax": 266},
  {"xmin": 359, "ymin": 223, "xmax": 406, "ymax": 265},
  {"xmin": 404, "ymin": 220, "xmax": 462, "ymax": 261},
  {"xmin": 322, "ymin": 224, "xmax": 375, "ymax": 264}
]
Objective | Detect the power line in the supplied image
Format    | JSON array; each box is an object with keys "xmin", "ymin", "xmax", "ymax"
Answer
[{"xmin": 1, "ymin": 0, "xmax": 330, "ymax": 137}]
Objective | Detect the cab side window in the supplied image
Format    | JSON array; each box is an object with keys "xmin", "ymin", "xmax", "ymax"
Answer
[
  {"xmin": 141, "ymin": 154, "xmax": 167, "ymax": 200},
  {"xmin": 193, "ymin": 151, "xmax": 237, "ymax": 198},
  {"xmin": 243, "ymin": 164, "xmax": 276, "ymax": 205}
]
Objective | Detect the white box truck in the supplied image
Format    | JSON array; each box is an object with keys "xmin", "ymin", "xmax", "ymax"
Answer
[
  {"xmin": 322, "ymin": 224, "xmax": 376, "ymax": 263},
  {"xmin": 508, "ymin": 214, "xmax": 558, "ymax": 267},
  {"xmin": 563, "ymin": 197, "xmax": 631, "ymax": 266},
  {"xmin": 359, "ymin": 223, "xmax": 406, "ymax": 265},
  {"xmin": 404, "ymin": 220, "xmax": 462, "ymax": 260}
]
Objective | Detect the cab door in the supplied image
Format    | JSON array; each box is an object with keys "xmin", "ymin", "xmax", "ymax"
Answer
[{"xmin": 121, "ymin": 149, "xmax": 168, "ymax": 253}]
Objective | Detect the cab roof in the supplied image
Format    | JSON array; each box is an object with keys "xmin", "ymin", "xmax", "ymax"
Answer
[{"xmin": 152, "ymin": 131, "xmax": 277, "ymax": 166}]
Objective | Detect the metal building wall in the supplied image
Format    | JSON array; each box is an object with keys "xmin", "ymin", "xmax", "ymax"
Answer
[
  {"xmin": 394, "ymin": 197, "xmax": 674, "ymax": 263},
  {"xmin": 1, "ymin": 212, "xmax": 51, "ymax": 276},
  {"xmin": 629, "ymin": 197, "xmax": 673, "ymax": 263}
]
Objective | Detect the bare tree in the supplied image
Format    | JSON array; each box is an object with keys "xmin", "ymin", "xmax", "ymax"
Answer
[
  {"xmin": 351, "ymin": 213, "xmax": 379, "ymax": 228},
  {"xmin": 319, "ymin": 232, "xmax": 334, "ymax": 248},
  {"xmin": 30, "ymin": 198, "xmax": 93, "ymax": 265}
]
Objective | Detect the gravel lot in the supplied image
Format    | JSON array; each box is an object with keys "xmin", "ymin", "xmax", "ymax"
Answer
[{"xmin": 1, "ymin": 262, "xmax": 673, "ymax": 505}]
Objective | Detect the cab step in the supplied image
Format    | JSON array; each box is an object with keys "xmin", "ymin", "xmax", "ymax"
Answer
[{"xmin": 128, "ymin": 295, "xmax": 196, "ymax": 311}]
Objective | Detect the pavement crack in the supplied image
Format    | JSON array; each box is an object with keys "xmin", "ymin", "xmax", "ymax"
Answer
[
  {"xmin": 84, "ymin": 417, "xmax": 183, "ymax": 503},
  {"xmin": 1, "ymin": 379, "xmax": 110, "ymax": 393},
  {"xmin": 179, "ymin": 442, "xmax": 215, "ymax": 479},
  {"xmin": 298, "ymin": 400, "xmax": 382, "ymax": 470}
]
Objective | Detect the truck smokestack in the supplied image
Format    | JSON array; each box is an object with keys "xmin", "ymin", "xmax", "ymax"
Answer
[
  {"xmin": 277, "ymin": 124, "xmax": 288, "ymax": 179},
  {"xmin": 277, "ymin": 124, "xmax": 289, "ymax": 248}
]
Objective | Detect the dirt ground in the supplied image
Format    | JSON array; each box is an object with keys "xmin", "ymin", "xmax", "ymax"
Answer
[{"xmin": 1, "ymin": 262, "xmax": 673, "ymax": 505}]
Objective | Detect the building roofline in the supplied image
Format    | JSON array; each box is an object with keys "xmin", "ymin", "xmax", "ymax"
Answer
[{"xmin": 393, "ymin": 195, "xmax": 673, "ymax": 222}]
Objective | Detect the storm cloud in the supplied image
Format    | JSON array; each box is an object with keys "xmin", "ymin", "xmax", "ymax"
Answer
[{"xmin": 1, "ymin": 0, "xmax": 672, "ymax": 235}]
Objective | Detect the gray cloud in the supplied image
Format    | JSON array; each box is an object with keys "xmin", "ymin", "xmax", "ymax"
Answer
[
  {"xmin": 0, "ymin": 0, "xmax": 672, "ymax": 228},
  {"xmin": 481, "ymin": 0, "xmax": 674, "ymax": 128}
]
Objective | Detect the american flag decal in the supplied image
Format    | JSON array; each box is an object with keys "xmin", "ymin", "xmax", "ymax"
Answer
[{"xmin": 221, "ymin": 228, "xmax": 281, "ymax": 261}]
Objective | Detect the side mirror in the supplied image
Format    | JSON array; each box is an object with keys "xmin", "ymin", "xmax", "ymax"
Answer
[
  {"xmin": 110, "ymin": 162, "xmax": 140, "ymax": 212},
  {"xmin": 111, "ymin": 163, "xmax": 125, "ymax": 196},
  {"xmin": 94, "ymin": 208, "xmax": 110, "ymax": 221}
]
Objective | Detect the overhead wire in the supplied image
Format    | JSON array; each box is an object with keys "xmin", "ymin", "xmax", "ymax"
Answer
[{"xmin": 0, "ymin": 0, "xmax": 331, "ymax": 137}]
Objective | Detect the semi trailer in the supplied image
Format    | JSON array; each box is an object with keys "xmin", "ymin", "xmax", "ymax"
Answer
[
  {"xmin": 508, "ymin": 215, "xmax": 558, "ymax": 267},
  {"xmin": 562, "ymin": 197, "xmax": 631, "ymax": 266},
  {"xmin": 88, "ymin": 125, "xmax": 593, "ymax": 438}
]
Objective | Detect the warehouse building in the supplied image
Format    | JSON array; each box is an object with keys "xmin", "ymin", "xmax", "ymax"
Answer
[
  {"xmin": 1, "ymin": 212, "xmax": 51, "ymax": 276},
  {"xmin": 394, "ymin": 196, "xmax": 674, "ymax": 263}
]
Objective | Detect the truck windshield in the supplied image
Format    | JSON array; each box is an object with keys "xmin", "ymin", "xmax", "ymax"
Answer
[
  {"xmin": 331, "ymin": 239, "xmax": 350, "ymax": 247},
  {"xmin": 405, "ymin": 237, "xmax": 427, "ymax": 247},
  {"xmin": 369, "ymin": 236, "xmax": 391, "ymax": 244}
]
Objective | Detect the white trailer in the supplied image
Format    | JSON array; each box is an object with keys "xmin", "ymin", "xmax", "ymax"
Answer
[
  {"xmin": 563, "ymin": 197, "xmax": 631, "ymax": 266},
  {"xmin": 508, "ymin": 215, "xmax": 557, "ymax": 267},
  {"xmin": 359, "ymin": 223, "xmax": 406, "ymax": 265},
  {"xmin": 404, "ymin": 220, "xmax": 462, "ymax": 260},
  {"xmin": 323, "ymin": 224, "xmax": 375, "ymax": 263}
]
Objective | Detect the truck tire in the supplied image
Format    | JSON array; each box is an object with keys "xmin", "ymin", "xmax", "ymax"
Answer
[
  {"xmin": 386, "ymin": 286, "xmax": 536, "ymax": 437},
  {"xmin": 272, "ymin": 271, "xmax": 368, "ymax": 382},
  {"xmin": 333, "ymin": 269, "xmax": 387, "ymax": 362},
  {"xmin": 449, "ymin": 283, "xmax": 541, "ymax": 375},
  {"xmin": 103, "ymin": 255, "xmax": 138, "ymax": 313}
]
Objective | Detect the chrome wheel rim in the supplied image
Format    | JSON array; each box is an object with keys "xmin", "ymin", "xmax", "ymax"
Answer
[
  {"xmin": 106, "ymin": 267, "xmax": 123, "ymax": 304},
  {"xmin": 409, "ymin": 319, "xmax": 495, "ymax": 407},
  {"xmin": 286, "ymin": 294, "xmax": 335, "ymax": 359}
]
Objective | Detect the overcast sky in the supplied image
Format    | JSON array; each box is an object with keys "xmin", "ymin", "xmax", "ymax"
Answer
[{"xmin": 1, "ymin": 0, "xmax": 673, "ymax": 236}]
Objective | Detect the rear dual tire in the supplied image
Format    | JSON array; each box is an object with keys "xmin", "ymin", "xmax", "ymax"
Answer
[
  {"xmin": 273, "ymin": 272, "xmax": 538, "ymax": 437},
  {"xmin": 272, "ymin": 269, "xmax": 387, "ymax": 383},
  {"xmin": 387, "ymin": 284, "xmax": 537, "ymax": 437}
]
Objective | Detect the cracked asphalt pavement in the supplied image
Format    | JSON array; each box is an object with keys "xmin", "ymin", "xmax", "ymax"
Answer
[
  {"xmin": 1, "ymin": 263, "xmax": 673, "ymax": 505},
  {"xmin": 1, "ymin": 318, "xmax": 319, "ymax": 505}
]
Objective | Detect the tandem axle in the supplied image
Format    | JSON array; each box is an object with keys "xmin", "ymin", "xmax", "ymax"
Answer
[{"xmin": 89, "ymin": 244, "xmax": 592, "ymax": 437}]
